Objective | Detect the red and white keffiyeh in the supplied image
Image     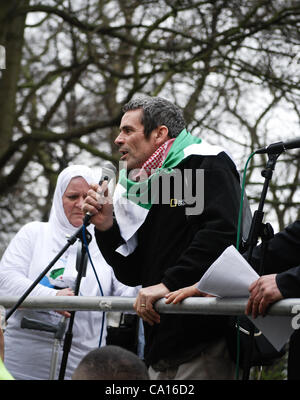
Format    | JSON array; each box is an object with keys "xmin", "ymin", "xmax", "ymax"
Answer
[{"xmin": 134, "ymin": 138, "xmax": 175, "ymax": 181}]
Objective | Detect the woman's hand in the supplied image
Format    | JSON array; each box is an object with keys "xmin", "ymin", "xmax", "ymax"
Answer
[
  {"xmin": 55, "ymin": 287, "xmax": 74, "ymax": 318},
  {"xmin": 165, "ymin": 283, "xmax": 212, "ymax": 304}
]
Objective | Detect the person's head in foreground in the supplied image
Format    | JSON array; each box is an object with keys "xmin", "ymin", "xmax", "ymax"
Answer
[{"xmin": 72, "ymin": 345, "xmax": 149, "ymax": 380}]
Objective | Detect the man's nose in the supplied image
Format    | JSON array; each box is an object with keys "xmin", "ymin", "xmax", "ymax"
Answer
[{"xmin": 114, "ymin": 133, "xmax": 125, "ymax": 146}]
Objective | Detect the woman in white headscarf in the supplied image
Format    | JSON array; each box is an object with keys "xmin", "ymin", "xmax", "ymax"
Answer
[{"xmin": 0, "ymin": 165, "xmax": 138, "ymax": 380}]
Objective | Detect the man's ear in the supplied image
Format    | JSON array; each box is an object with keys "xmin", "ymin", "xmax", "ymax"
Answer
[{"xmin": 155, "ymin": 125, "xmax": 169, "ymax": 145}]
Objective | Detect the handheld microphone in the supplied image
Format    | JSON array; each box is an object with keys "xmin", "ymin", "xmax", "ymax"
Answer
[
  {"xmin": 255, "ymin": 138, "xmax": 300, "ymax": 154},
  {"xmin": 83, "ymin": 162, "xmax": 117, "ymax": 226}
]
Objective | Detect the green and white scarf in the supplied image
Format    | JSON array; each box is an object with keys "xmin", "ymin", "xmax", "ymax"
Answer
[{"xmin": 113, "ymin": 129, "xmax": 225, "ymax": 256}]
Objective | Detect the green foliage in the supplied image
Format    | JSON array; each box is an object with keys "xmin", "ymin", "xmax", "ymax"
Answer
[{"xmin": 251, "ymin": 353, "xmax": 288, "ymax": 380}]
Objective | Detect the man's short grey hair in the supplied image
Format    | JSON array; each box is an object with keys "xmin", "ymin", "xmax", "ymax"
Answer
[{"xmin": 122, "ymin": 96, "xmax": 186, "ymax": 138}]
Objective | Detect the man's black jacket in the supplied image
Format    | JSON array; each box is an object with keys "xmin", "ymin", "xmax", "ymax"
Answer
[{"xmin": 95, "ymin": 152, "xmax": 242, "ymax": 367}]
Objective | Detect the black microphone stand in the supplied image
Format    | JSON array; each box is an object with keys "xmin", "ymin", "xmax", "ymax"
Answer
[
  {"xmin": 58, "ymin": 226, "xmax": 92, "ymax": 380},
  {"xmin": 6, "ymin": 222, "xmax": 91, "ymax": 322},
  {"xmin": 241, "ymin": 151, "xmax": 282, "ymax": 380}
]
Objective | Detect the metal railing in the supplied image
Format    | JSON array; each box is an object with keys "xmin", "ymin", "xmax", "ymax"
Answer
[{"xmin": 1, "ymin": 296, "xmax": 300, "ymax": 316}]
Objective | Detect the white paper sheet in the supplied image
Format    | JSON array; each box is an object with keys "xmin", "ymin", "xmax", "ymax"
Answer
[{"xmin": 197, "ymin": 245, "xmax": 294, "ymax": 351}]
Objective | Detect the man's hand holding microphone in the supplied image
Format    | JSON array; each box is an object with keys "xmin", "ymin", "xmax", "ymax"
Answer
[{"xmin": 82, "ymin": 162, "xmax": 116, "ymax": 231}]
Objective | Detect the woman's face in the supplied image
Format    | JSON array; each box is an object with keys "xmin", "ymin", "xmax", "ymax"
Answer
[{"xmin": 62, "ymin": 177, "xmax": 89, "ymax": 227}]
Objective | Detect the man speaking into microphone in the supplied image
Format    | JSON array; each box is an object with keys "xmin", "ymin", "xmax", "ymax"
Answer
[{"xmin": 83, "ymin": 96, "xmax": 242, "ymax": 380}]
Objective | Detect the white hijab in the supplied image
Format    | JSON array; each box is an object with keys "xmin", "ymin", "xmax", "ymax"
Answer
[
  {"xmin": 48, "ymin": 164, "xmax": 97, "ymax": 244},
  {"xmin": 30, "ymin": 165, "xmax": 100, "ymax": 288},
  {"xmin": 48, "ymin": 164, "xmax": 103, "ymax": 255}
]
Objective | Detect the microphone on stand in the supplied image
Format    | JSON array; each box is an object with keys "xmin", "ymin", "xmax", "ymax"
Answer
[
  {"xmin": 83, "ymin": 161, "xmax": 117, "ymax": 226},
  {"xmin": 255, "ymin": 138, "xmax": 300, "ymax": 154}
]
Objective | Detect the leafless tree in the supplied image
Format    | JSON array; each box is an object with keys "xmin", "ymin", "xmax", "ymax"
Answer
[{"xmin": 1, "ymin": 0, "xmax": 300, "ymax": 253}]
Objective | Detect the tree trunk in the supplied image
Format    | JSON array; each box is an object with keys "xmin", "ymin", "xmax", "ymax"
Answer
[{"xmin": 0, "ymin": 1, "xmax": 29, "ymax": 159}]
